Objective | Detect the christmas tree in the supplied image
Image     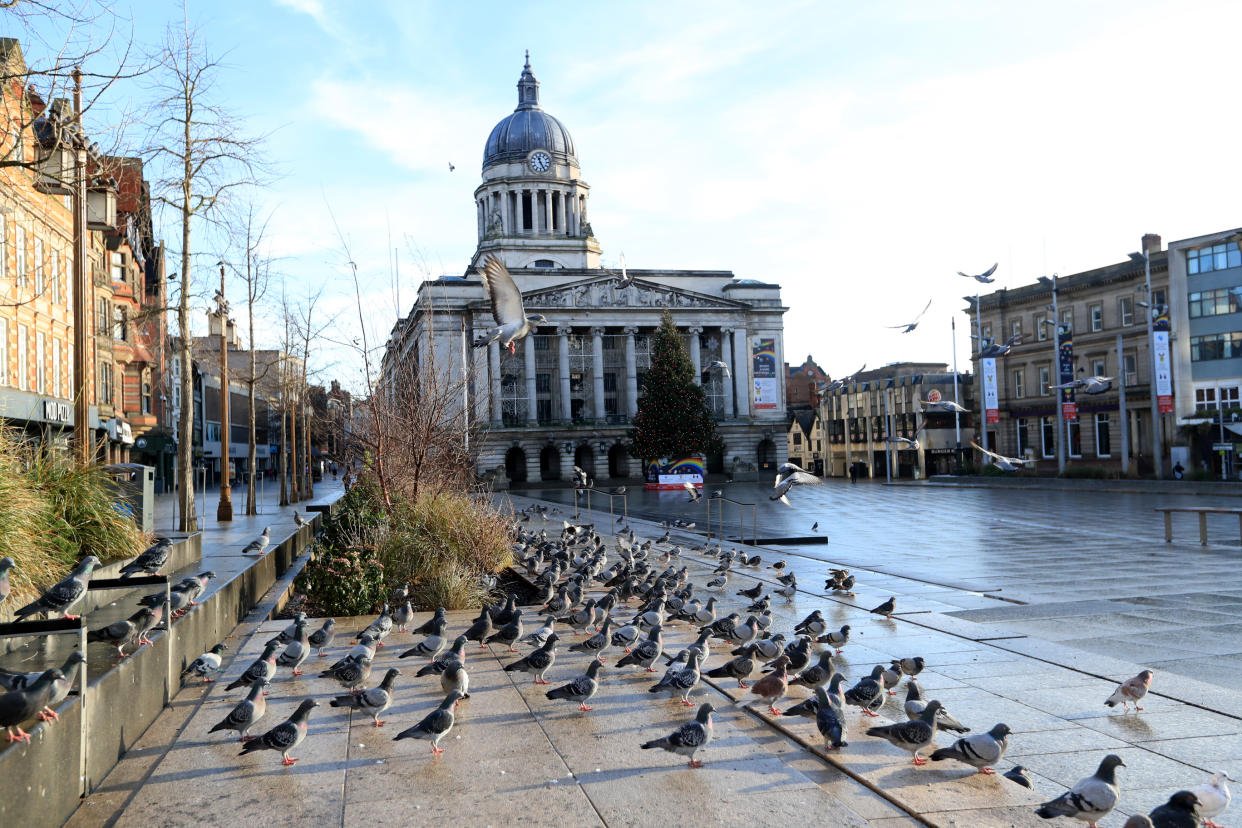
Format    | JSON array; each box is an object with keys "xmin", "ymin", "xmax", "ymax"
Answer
[{"xmin": 628, "ymin": 310, "xmax": 725, "ymax": 464}]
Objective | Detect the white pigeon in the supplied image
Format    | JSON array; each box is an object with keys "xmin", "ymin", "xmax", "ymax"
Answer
[
  {"xmin": 770, "ymin": 462, "xmax": 822, "ymax": 506},
  {"xmin": 708, "ymin": 359, "xmax": 731, "ymax": 378},
  {"xmin": 1190, "ymin": 770, "xmax": 1232, "ymax": 828},
  {"xmin": 613, "ymin": 252, "xmax": 632, "ymax": 288},
  {"xmin": 1051, "ymin": 375, "xmax": 1113, "ymax": 395},
  {"xmin": 471, "ymin": 254, "xmax": 547, "ymax": 354},
  {"xmin": 887, "ymin": 298, "xmax": 932, "ymax": 333},
  {"xmin": 683, "ymin": 482, "xmax": 702, "ymax": 503},
  {"xmin": 971, "ymin": 442, "xmax": 1035, "ymax": 473},
  {"xmin": 923, "ymin": 398, "xmax": 968, "ymax": 414},
  {"xmin": 243, "ymin": 527, "xmax": 271, "ymax": 555},
  {"xmin": 958, "ymin": 262, "xmax": 998, "ymax": 283}
]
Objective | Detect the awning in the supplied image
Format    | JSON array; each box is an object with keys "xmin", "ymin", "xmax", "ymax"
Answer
[{"xmin": 1225, "ymin": 423, "xmax": 1242, "ymax": 438}]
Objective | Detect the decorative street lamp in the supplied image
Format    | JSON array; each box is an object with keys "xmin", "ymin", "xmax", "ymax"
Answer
[{"xmin": 215, "ymin": 261, "xmax": 233, "ymax": 522}]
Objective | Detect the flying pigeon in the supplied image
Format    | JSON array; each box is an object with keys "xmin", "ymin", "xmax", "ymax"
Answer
[
  {"xmin": 980, "ymin": 333, "xmax": 1021, "ymax": 357},
  {"xmin": 119, "ymin": 537, "xmax": 172, "ymax": 577},
  {"xmin": 0, "ymin": 556, "xmax": 14, "ymax": 604},
  {"xmin": 905, "ymin": 679, "xmax": 969, "ymax": 733},
  {"xmin": 870, "ymin": 597, "xmax": 896, "ymax": 619},
  {"xmin": 227, "ymin": 642, "xmax": 281, "ymax": 692},
  {"xmin": 209, "ymin": 680, "xmax": 267, "ymax": 741},
  {"xmin": 1004, "ymin": 765, "xmax": 1034, "ymax": 789},
  {"xmin": 182, "ymin": 643, "xmax": 227, "ymax": 683},
  {"xmin": 970, "ymin": 441, "xmax": 1035, "ymax": 472},
  {"xmin": 888, "ymin": 298, "xmax": 933, "ymax": 333},
  {"xmin": 1148, "ymin": 791, "xmax": 1201, "ymax": 828},
  {"xmin": 1035, "ymin": 754, "xmax": 1124, "ymax": 825},
  {"xmin": 505, "ymin": 634, "xmax": 559, "ymax": 684},
  {"xmin": 471, "ymin": 254, "xmax": 548, "ymax": 354},
  {"xmin": 238, "ymin": 699, "xmax": 318, "ymax": 765},
  {"xmin": 959, "ymin": 262, "xmax": 999, "ymax": 283},
  {"xmin": 331, "ymin": 668, "xmax": 399, "ymax": 727},
  {"xmin": 308, "ymin": 619, "xmax": 336, "ymax": 657},
  {"xmin": 930, "ymin": 723, "xmax": 1010, "ymax": 774},
  {"xmin": 547, "ymin": 659, "xmax": 603, "ymax": 711},
  {"xmin": 1189, "ymin": 771, "xmax": 1231, "ymax": 828},
  {"xmin": 395, "ymin": 689, "xmax": 464, "ymax": 754},
  {"xmin": 815, "ymin": 684, "xmax": 848, "ymax": 750},
  {"xmin": 684, "ymin": 482, "xmax": 702, "ymax": 502},
  {"xmin": 0, "ymin": 669, "xmax": 63, "ymax": 743},
  {"xmin": 866, "ymin": 700, "xmax": 942, "ymax": 765},
  {"xmin": 1052, "ymin": 375, "xmax": 1114, "ymax": 395},
  {"xmin": 923, "ymin": 398, "xmax": 969, "ymax": 414},
  {"xmin": 771, "ymin": 462, "xmax": 822, "ymax": 506},
  {"xmin": 14, "ymin": 555, "xmax": 101, "ymax": 620},
  {"xmin": 613, "ymin": 252, "xmax": 632, "ymax": 288},
  {"xmin": 641, "ymin": 702, "xmax": 715, "ymax": 768},
  {"xmin": 1105, "ymin": 669, "xmax": 1153, "ymax": 711},
  {"xmin": 242, "ymin": 527, "xmax": 271, "ymax": 555},
  {"xmin": 708, "ymin": 359, "xmax": 731, "ymax": 378}
]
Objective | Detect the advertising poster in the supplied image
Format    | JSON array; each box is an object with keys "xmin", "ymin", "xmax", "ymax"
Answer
[
  {"xmin": 644, "ymin": 458, "xmax": 705, "ymax": 490},
  {"xmin": 1058, "ymin": 328, "xmax": 1077, "ymax": 420},
  {"xmin": 751, "ymin": 336, "xmax": 778, "ymax": 410},
  {"xmin": 1153, "ymin": 313, "xmax": 1173, "ymax": 414},
  {"xmin": 982, "ymin": 357, "xmax": 999, "ymax": 424}
]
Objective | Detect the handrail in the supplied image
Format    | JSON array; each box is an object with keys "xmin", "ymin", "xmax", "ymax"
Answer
[
  {"xmin": 706, "ymin": 494, "xmax": 758, "ymax": 546},
  {"xmin": 575, "ymin": 486, "xmax": 628, "ymax": 528}
]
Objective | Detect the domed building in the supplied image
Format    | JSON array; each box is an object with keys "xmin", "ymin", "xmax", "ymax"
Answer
[{"xmin": 380, "ymin": 55, "xmax": 789, "ymax": 485}]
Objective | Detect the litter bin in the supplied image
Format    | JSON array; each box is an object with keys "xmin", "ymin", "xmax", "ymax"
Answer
[{"xmin": 105, "ymin": 463, "xmax": 155, "ymax": 535}]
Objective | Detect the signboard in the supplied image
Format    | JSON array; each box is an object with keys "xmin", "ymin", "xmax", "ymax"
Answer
[
  {"xmin": 1213, "ymin": 443, "xmax": 1235, "ymax": 452},
  {"xmin": 1153, "ymin": 321, "xmax": 1173, "ymax": 414},
  {"xmin": 644, "ymin": 457, "xmax": 705, "ymax": 490},
  {"xmin": 1058, "ymin": 328, "xmax": 1077, "ymax": 420},
  {"xmin": 751, "ymin": 336, "xmax": 779, "ymax": 411},
  {"xmin": 981, "ymin": 358, "xmax": 999, "ymax": 424},
  {"xmin": 927, "ymin": 389, "xmax": 941, "ymax": 403},
  {"xmin": 43, "ymin": 399, "xmax": 70, "ymax": 423}
]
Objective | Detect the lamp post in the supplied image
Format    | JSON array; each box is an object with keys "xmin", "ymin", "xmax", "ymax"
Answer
[
  {"xmin": 215, "ymin": 261, "xmax": 233, "ymax": 522},
  {"xmin": 1038, "ymin": 275, "xmax": 1067, "ymax": 474},
  {"xmin": 974, "ymin": 293, "xmax": 988, "ymax": 452},
  {"xmin": 71, "ymin": 69, "xmax": 90, "ymax": 464},
  {"xmin": 951, "ymin": 316, "xmax": 962, "ymax": 470},
  {"xmin": 1142, "ymin": 248, "xmax": 1164, "ymax": 479}
]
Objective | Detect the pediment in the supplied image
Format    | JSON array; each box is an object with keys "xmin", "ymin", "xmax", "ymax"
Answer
[{"xmin": 488, "ymin": 276, "xmax": 748, "ymax": 312}]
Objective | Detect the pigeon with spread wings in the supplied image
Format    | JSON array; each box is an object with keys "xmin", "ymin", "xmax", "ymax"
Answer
[
  {"xmin": 959, "ymin": 262, "xmax": 998, "ymax": 284},
  {"xmin": 471, "ymin": 255, "xmax": 547, "ymax": 354},
  {"xmin": 971, "ymin": 441, "xmax": 1035, "ymax": 473},
  {"xmin": 771, "ymin": 462, "xmax": 822, "ymax": 506},
  {"xmin": 888, "ymin": 299, "xmax": 932, "ymax": 333}
]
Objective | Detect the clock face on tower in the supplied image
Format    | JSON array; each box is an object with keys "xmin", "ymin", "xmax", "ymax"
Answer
[{"xmin": 528, "ymin": 151, "xmax": 551, "ymax": 173}]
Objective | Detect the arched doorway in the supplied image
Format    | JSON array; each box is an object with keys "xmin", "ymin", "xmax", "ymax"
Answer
[
  {"xmin": 706, "ymin": 448, "xmax": 724, "ymax": 474},
  {"xmin": 540, "ymin": 445, "xmax": 561, "ymax": 481},
  {"xmin": 757, "ymin": 439, "xmax": 776, "ymax": 472},
  {"xmin": 608, "ymin": 444, "xmax": 629, "ymax": 479},
  {"xmin": 574, "ymin": 445, "xmax": 595, "ymax": 480},
  {"xmin": 505, "ymin": 447, "xmax": 528, "ymax": 484}
]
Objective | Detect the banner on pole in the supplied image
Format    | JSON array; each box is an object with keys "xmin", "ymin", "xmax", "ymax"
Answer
[
  {"xmin": 1058, "ymin": 328, "xmax": 1077, "ymax": 420},
  {"xmin": 1153, "ymin": 314, "xmax": 1173, "ymax": 414},
  {"xmin": 982, "ymin": 357, "xmax": 999, "ymax": 424},
  {"xmin": 751, "ymin": 336, "xmax": 779, "ymax": 410}
]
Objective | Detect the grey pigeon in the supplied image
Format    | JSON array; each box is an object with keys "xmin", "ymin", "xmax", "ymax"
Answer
[
  {"xmin": 880, "ymin": 662, "xmax": 902, "ymax": 696},
  {"xmin": 505, "ymin": 634, "xmax": 558, "ymax": 684},
  {"xmin": 119, "ymin": 537, "xmax": 172, "ymax": 577},
  {"xmin": 931, "ymin": 723, "xmax": 1011, "ymax": 774},
  {"xmin": 1148, "ymin": 791, "xmax": 1200, "ymax": 828},
  {"xmin": 865, "ymin": 700, "xmax": 942, "ymax": 764},
  {"xmin": 568, "ymin": 615, "xmax": 612, "ymax": 660},
  {"xmin": 905, "ymin": 679, "xmax": 969, "ymax": 733},
  {"xmin": 547, "ymin": 659, "xmax": 603, "ymax": 711},
  {"xmin": 610, "ymin": 621, "xmax": 640, "ymax": 652},
  {"xmin": 14, "ymin": 555, "xmax": 101, "ymax": 620},
  {"xmin": 400, "ymin": 617, "xmax": 448, "ymax": 660},
  {"xmin": 843, "ymin": 666, "xmax": 885, "ymax": 717},
  {"xmin": 238, "ymin": 699, "xmax": 317, "ymax": 765},
  {"xmin": 869, "ymin": 597, "xmax": 896, "ymax": 619},
  {"xmin": 88, "ymin": 606, "xmax": 162, "ymax": 657},
  {"xmin": 242, "ymin": 526, "xmax": 271, "ymax": 555},
  {"xmin": 276, "ymin": 621, "xmax": 310, "ymax": 676},
  {"xmin": 895, "ymin": 656, "xmax": 925, "ymax": 676},
  {"xmin": 793, "ymin": 609, "xmax": 826, "ymax": 637},
  {"xmin": 463, "ymin": 608, "xmax": 494, "ymax": 648},
  {"xmin": 705, "ymin": 642, "xmax": 757, "ymax": 688},
  {"xmin": 322, "ymin": 655, "xmax": 372, "ymax": 694},
  {"xmin": 641, "ymin": 702, "xmax": 715, "ymax": 768},
  {"xmin": 959, "ymin": 262, "xmax": 998, "ymax": 283},
  {"xmin": 330, "ymin": 635, "xmax": 376, "ymax": 671},
  {"xmin": 791, "ymin": 651, "xmax": 835, "ymax": 690},
  {"xmin": 771, "ymin": 462, "xmax": 822, "ymax": 505},
  {"xmin": 0, "ymin": 556, "xmax": 14, "ymax": 604},
  {"xmin": 0, "ymin": 669, "xmax": 63, "ymax": 743},
  {"xmin": 308, "ymin": 619, "xmax": 336, "ymax": 657},
  {"xmin": 0, "ymin": 652, "xmax": 85, "ymax": 717},
  {"xmin": 392, "ymin": 600, "xmax": 413, "ymax": 632},
  {"xmin": 209, "ymin": 680, "xmax": 267, "ymax": 741},
  {"xmin": 817, "ymin": 624, "xmax": 850, "ymax": 654},
  {"xmin": 1125, "ymin": 818, "xmax": 1155, "ymax": 828},
  {"xmin": 440, "ymin": 662, "xmax": 470, "ymax": 698},
  {"xmin": 226, "ymin": 642, "xmax": 281, "ymax": 691},
  {"xmin": 815, "ymin": 684, "xmax": 848, "ymax": 750},
  {"xmin": 522, "ymin": 615, "xmax": 557, "ymax": 648},
  {"xmin": 394, "ymin": 689, "xmax": 464, "ymax": 754},
  {"xmin": 294, "ymin": 511, "xmax": 308, "ymax": 528},
  {"xmin": 471, "ymin": 254, "xmax": 547, "ymax": 354},
  {"xmin": 182, "ymin": 643, "xmax": 227, "ymax": 683},
  {"xmin": 485, "ymin": 608, "xmax": 525, "ymax": 653},
  {"xmin": 409, "ymin": 607, "xmax": 446, "ymax": 636},
  {"xmin": 616, "ymin": 626, "xmax": 664, "ymax": 672},
  {"xmin": 1004, "ymin": 765, "xmax": 1034, "ymax": 789},
  {"xmin": 650, "ymin": 652, "xmax": 701, "ymax": 706},
  {"xmin": 356, "ymin": 605, "xmax": 393, "ymax": 646},
  {"xmin": 1035, "ymin": 754, "xmax": 1124, "ymax": 824},
  {"xmin": 276, "ymin": 612, "xmax": 307, "ymax": 643},
  {"xmin": 416, "ymin": 636, "xmax": 467, "ymax": 678},
  {"xmin": 331, "ymin": 668, "xmax": 398, "ymax": 727}
]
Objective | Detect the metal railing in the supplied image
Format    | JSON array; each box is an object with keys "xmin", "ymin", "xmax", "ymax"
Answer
[
  {"xmin": 574, "ymin": 486, "xmax": 628, "ymax": 527},
  {"xmin": 705, "ymin": 494, "xmax": 757, "ymax": 545}
]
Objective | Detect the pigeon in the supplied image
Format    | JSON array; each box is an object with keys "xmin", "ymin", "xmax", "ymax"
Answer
[
  {"xmin": 1035, "ymin": 754, "xmax": 1124, "ymax": 826},
  {"xmin": 1052, "ymin": 375, "xmax": 1114, "ymax": 395},
  {"xmin": 791, "ymin": 651, "xmax": 835, "ymax": 690},
  {"xmin": 471, "ymin": 254, "xmax": 548, "ymax": 354},
  {"xmin": 870, "ymin": 597, "xmax": 896, "ymax": 619},
  {"xmin": 276, "ymin": 621, "xmax": 310, "ymax": 676},
  {"xmin": 356, "ymin": 605, "xmax": 393, "ymax": 646},
  {"xmin": 276, "ymin": 612, "xmax": 308, "ymax": 643},
  {"xmin": 794, "ymin": 610, "xmax": 827, "ymax": 637},
  {"xmin": 441, "ymin": 662, "xmax": 470, "ymax": 699},
  {"xmin": 410, "ymin": 607, "xmax": 447, "ymax": 637},
  {"xmin": 866, "ymin": 700, "xmax": 942, "ymax": 765},
  {"xmin": 486, "ymin": 608, "xmax": 525, "ymax": 653},
  {"xmin": 610, "ymin": 620, "xmax": 640, "ymax": 652},
  {"xmin": 88, "ymin": 606, "xmax": 161, "ymax": 657},
  {"xmin": 209, "ymin": 680, "xmax": 267, "ymax": 741},
  {"xmin": 331, "ymin": 668, "xmax": 398, "ymax": 727},
  {"xmin": 666, "ymin": 629, "xmax": 712, "ymax": 666},
  {"xmin": 737, "ymin": 582, "xmax": 763, "ymax": 600},
  {"xmin": 708, "ymin": 359, "xmax": 731, "ymax": 378},
  {"xmin": 0, "ymin": 651, "xmax": 84, "ymax": 722},
  {"xmin": 743, "ymin": 654, "xmax": 790, "ymax": 714},
  {"xmin": 227, "ymin": 642, "xmax": 281, "ymax": 692},
  {"xmin": 769, "ymin": 560, "xmax": 786, "ymax": 573},
  {"xmin": 1148, "ymin": 791, "xmax": 1201, "ymax": 828},
  {"xmin": 1004, "ymin": 765, "xmax": 1034, "ymax": 789},
  {"xmin": 400, "ymin": 617, "xmax": 449, "ymax": 660},
  {"xmin": 293, "ymin": 510, "xmax": 308, "ymax": 528},
  {"xmin": 641, "ymin": 702, "xmax": 715, "ymax": 768},
  {"xmin": 817, "ymin": 625, "xmax": 850, "ymax": 654},
  {"xmin": 959, "ymin": 262, "xmax": 998, "ymax": 283},
  {"xmin": 323, "ymin": 655, "xmax": 372, "ymax": 694},
  {"xmin": 182, "ymin": 643, "xmax": 228, "ymax": 683},
  {"xmin": 844, "ymin": 666, "xmax": 886, "ymax": 717},
  {"xmin": 880, "ymin": 662, "xmax": 902, "ymax": 696},
  {"xmin": 332, "ymin": 635, "xmax": 377, "ymax": 671},
  {"xmin": 489, "ymin": 594, "xmax": 519, "ymax": 627},
  {"xmin": 0, "ymin": 556, "xmax": 14, "ymax": 604},
  {"xmin": 14, "ymin": 555, "xmax": 101, "ymax": 620},
  {"xmin": 505, "ymin": 634, "xmax": 559, "ymax": 684},
  {"xmin": 242, "ymin": 526, "xmax": 271, "ymax": 555},
  {"xmin": 971, "ymin": 441, "xmax": 1036, "ymax": 472},
  {"xmin": 522, "ymin": 615, "xmax": 558, "ymax": 648},
  {"xmin": 119, "ymin": 537, "xmax": 173, "ymax": 577},
  {"xmin": 616, "ymin": 626, "xmax": 663, "ymax": 672},
  {"xmin": 705, "ymin": 643, "xmax": 758, "ymax": 688},
  {"xmin": 811, "ymin": 521, "xmax": 819, "ymax": 532},
  {"xmin": 0, "ymin": 669, "xmax": 61, "ymax": 741},
  {"xmin": 238, "ymin": 699, "xmax": 318, "ymax": 765},
  {"xmin": 895, "ymin": 657, "xmax": 925, "ymax": 677},
  {"xmin": 905, "ymin": 679, "xmax": 969, "ymax": 733},
  {"xmin": 463, "ymin": 608, "xmax": 495, "ymax": 648},
  {"xmin": 649, "ymin": 652, "xmax": 701, "ymax": 706},
  {"xmin": 923, "ymin": 398, "xmax": 969, "ymax": 414},
  {"xmin": 308, "ymin": 619, "xmax": 336, "ymax": 657},
  {"xmin": 888, "ymin": 298, "xmax": 933, "ymax": 333},
  {"xmin": 815, "ymin": 684, "xmax": 848, "ymax": 750},
  {"xmin": 684, "ymin": 482, "xmax": 702, "ymax": 502},
  {"xmin": 546, "ymin": 658, "xmax": 603, "ymax": 711},
  {"xmin": 1124, "ymin": 818, "xmax": 1155, "ymax": 828},
  {"xmin": 1106, "ymin": 669, "xmax": 1153, "ymax": 711},
  {"xmin": 771, "ymin": 463, "xmax": 822, "ymax": 505},
  {"xmin": 416, "ymin": 636, "xmax": 468, "ymax": 678},
  {"xmin": 930, "ymin": 723, "xmax": 1010, "ymax": 774},
  {"xmin": 1190, "ymin": 771, "xmax": 1231, "ymax": 828},
  {"xmin": 392, "ymin": 600, "xmax": 413, "ymax": 632},
  {"xmin": 394, "ymin": 690, "xmax": 464, "ymax": 754}
]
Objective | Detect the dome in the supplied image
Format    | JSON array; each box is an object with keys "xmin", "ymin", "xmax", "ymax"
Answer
[{"xmin": 482, "ymin": 54, "xmax": 577, "ymax": 171}]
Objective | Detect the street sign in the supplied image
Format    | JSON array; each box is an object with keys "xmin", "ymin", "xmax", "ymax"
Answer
[{"xmin": 1214, "ymin": 443, "xmax": 1234, "ymax": 452}]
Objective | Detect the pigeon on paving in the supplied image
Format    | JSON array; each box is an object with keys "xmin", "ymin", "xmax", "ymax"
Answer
[
  {"xmin": 844, "ymin": 666, "xmax": 886, "ymax": 717},
  {"xmin": 743, "ymin": 654, "xmax": 790, "ymax": 714},
  {"xmin": 1004, "ymin": 765, "xmax": 1034, "ymax": 789},
  {"xmin": 441, "ymin": 661, "xmax": 470, "ymax": 699},
  {"xmin": 815, "ymin": 684, "xmax": 848, "ymax": 750},
  {"xmin": 650, "ymin": 651, "xmax": 702, "ymax": 706},
  {"xmin": 547, "ymin": 659, "xmax": 603, "ymax": 711},
  {"xmin": 487, "ymin": 607, "xmax": 525, "ymax": 653},
  {"xmin": 401, "ymin": 617, "xmax": 449, "ymax": 660},
  {"xmin": 210, "ymin": 680, "xmax": 267, "ymax": 741},
  {"xmin": 331, "ymin": 668, "xmax": 399, "ymax": 727},
  {"xmin": 569, "ymin": 615, "xmax": 614, "ymax": 660},
  {"xmin": 471, "ymin": 254, "xmax": 548, "ymax": 354},
  {"xmin": 866, "ymin": 700, "xmax": 942, "ymax": 765},
  {"xmin": 119, "ymin": 537, "xmax": 173, "ymax": 577},
  {"xmin": 391, "ymin": 599, "xmax": 413, "ymax": 633},
  {"xmin": 238, "ymin": 699, "xmax": 317, "ymax": 765},
  {"xmin": 276, "ymin": 621, "xmax": 311, "ymax": 676},
  {"xmin": 14, "ymin": 556, "xmax": 101, "ymax": 621},
  {"xmin": 737, "ymin": 582, "xmax": 763, "ymax": 600},
  {"xmin": 394, "ymin": 690, "xmax": 464, "ymax": 754},
  {"xmin": 323, "ymin": 655, "xmax": 372, "ymax": 694},
  {"xmin": 905, "ymin": 679, "xmax": 969, "ymax": 733},
  {"xmin": 1190, "ymin": 771, "xmax": 1232, "ymax": 828},
  {"xmin": 706, "ymin": 643, "xmax": 758, "ymax": 688},
  {"xmin": 1125, "ymin": 818, "xmax": 1155, "ymax": 828},
  {"xmin": 895, "ymin": 657, "xmax": 925, "ymax": 677},
  {"xmin": 641, "ymin": 702, "xmax": 715, "ymax": 768},
  {"xmin": 1106, "ymin": 669, "xmax": 1153, "ymax": 711},
  {"xmin": 88, "ymin": 606, "xmax": 161, "ymax": 658},
  {"xmin": 771, "ymin": 463, "xmax": 822, "ymax": 506},
  {"xmin": 308, "ymin": 619, "xmax": 336, "ymax": 657},
  {"xmin": 610, "ymin": 620, "xmax": 640, "ymax": 653},
  {"xmin": 331, "ymin": 635, "xmax": 377, "ymax": 672},
  {"xmin": 227, "ymin": 641, "xmax": 281, "ymax": 692},
  {"xmin": 182, "ymin": 643, "xmax": 228, "ymax": 683},
  {"xmin": 880, "ymin": 662, "xmax": 902, "ymax": 696},
  {"xmin": 1035, "ymin": 754, "xmax": 1124, "ymax": 826},
  {"xmin": 817, "ymin": 625, "xmax": 851, "ymax": 654},
  {"xmin": 791, "ymin": 651, "xmax": 836, "ymax": 691},
  {"xmin": 505, "ymin": 634, "xmax": 559, "ymax": 684},
  {"xmin": 523, "ymin": 615, "xmax": 558, "ymax": 648},
  {"xmin": 616, "ymin": 626, "xmax": 663, "ymax": 672},
  {"xmin": 356, "ymin": 605, "xmax": 393, "ymax": 647},
  {"xmin": 294, "ymin": 511, "xmax": 308, "ymax": 528},
  {"xmin": 410, "ymin": 607, "xmax": 447, "ymax": 637},
  {"xmin": 242, "ymin": 526, "xmax": 271, "ymax": 555},
  {"xmin": 930, "ymin": 723, "xmax": 1011, "ymax": 774},
  {"xmin": 1148, "ymin": 791, "xmax": 1201, "ymax": 828},
  {"xmin": 463, "ymin": 608, "xmax": 495, "ymax": 648},
  {"xmin": 0, "ymin": 669, "xmax": 61, "ymax": 742},
  {"xmin": 793, "ymin": 609, "xmax": 827, "ymax": 637},
  {"xmin": 276, "ymin": 612, "xmax": 308, "ymax": 643},
  {"xmin": 0, "ymin": 556, "xmax": 14, "ymax": 605},
  {"xmin": 870, "ymin": 597, "xmax": 896, "ymax": 620}
]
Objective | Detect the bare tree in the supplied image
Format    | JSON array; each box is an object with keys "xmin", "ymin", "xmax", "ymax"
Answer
[
  {"xmin": 142, "ymin": 15, "xmax": 267, "ymax": 530},
  {"xmin": 290, "ymin": 286, "xmax": 334, "ymax": 501}
]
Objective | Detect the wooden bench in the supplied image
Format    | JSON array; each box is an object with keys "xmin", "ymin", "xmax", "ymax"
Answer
[{"xmin": 1155, "ymin": 506, "xmax": 1242, "ymax": 546}]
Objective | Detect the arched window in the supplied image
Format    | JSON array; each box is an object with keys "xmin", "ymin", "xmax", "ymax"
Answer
[{"xmin": 533, "ymin": 259, "xmax": 555, "ymax": 268}]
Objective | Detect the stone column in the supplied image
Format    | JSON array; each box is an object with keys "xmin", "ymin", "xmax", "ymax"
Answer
[
  {"xmin": 487, "ymin": 340, "xmax": 502, "ymax": 425},
  {"xmin": 560, "ymin": 444, "xmax": 575, "ymax": 481},
  {"xmin": 733, "ymin": 326, "xmax": 750, "ymax": 418},
  {"xmin": 472, "ymin": 332, "xmax": 489, "ymax": 425},
  {"xmin": 721, "ymin": 330, "xmax": 735, "ymax": 419},
  {"xmin": 624, "ymin": 326, "xmax": 638, "ymax": 418},
  {"xmin": 560, "ymin": 190, "xmax": 568, "ymax": 235},
  {"xmin": 524, "ymin": 336, "xmax": 537, "ymax": 424},
  {"xmin": 557, "ymin": 326, "xmax": 572, "ymax": 421},
  {"xmin": 517, "ymin": 189, "xmax": 526, "ymax": 234},
  {"xmin": 526, "ymin": 446, "xmax": 541, "ymax": 483},
  {"xmin": 544, "ymin": 189, "xmax": 552, "ymax": 234},
  {"xmin": 688, "ymin": 326, "xmax": 703, "ymax": 385},
  {"xmin": 591, "ymin": 327, "xmax": 605, "ymax": 422}
]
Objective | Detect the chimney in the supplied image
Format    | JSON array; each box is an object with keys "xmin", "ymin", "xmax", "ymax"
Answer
[{"xmin": 1142, "ymin": 233, "xmax": 1162, "ymax": 254}]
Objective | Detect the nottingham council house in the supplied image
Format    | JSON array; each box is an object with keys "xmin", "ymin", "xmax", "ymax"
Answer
[{"xmin": 379, "ymin": 56, "xmax": 788, "ymax": 486}]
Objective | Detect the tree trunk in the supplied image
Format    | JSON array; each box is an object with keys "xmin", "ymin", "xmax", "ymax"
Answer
[
  {"xmin": 279, "ymin": 381, "xmax": 288, "ymax": 506},
  {"xmin": 245, "ymin": 298, "xmax": 257, "ymax": 515},
  {"xmin": 289, "ymin": 393, "xmax": 299, "ymax": 502},
  {"xmin": 175, "ymin": 108, "xmax": 195, "ymax": 531}
]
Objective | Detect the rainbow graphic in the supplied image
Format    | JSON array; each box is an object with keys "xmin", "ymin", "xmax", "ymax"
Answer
[
  {"xmin": 644, "ymin": 456, "xmax": 706, "ymax": 489},
  {"xmin": 668, "ymin": 457, "xmax": 706, "ymax": 476}
]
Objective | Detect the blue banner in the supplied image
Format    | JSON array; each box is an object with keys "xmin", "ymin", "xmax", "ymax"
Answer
[{"xmin": 1058, "ymin": 327, "xmax": 1076, "ymax": 419}]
